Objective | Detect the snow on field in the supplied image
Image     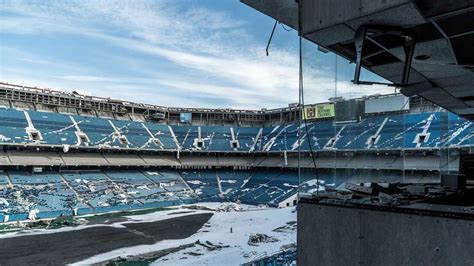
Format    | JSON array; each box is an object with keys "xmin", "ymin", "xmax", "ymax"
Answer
[
  {"xmin": 0, "ymin": 204, "xmax": 213, "ymax": 240},
  {"xmin": 75, "ymin": 202, "xmax": 297, "ymax": 265}
]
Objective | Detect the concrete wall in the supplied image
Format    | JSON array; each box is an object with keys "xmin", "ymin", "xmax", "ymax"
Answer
[
  {"xmin": 278, "ymin": 193, "xmax": 298, "ymax": 208},
  {"xmin": 298, "ymin": 201, "xmax": 474, "ymax": 266}
]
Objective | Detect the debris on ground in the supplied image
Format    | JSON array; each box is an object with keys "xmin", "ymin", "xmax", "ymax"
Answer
[
  {"xmin": 215, "ymin": 203, "xmax": 242, "ymax": 212},
  {"xmin": 311, "ymin": 182, "xmax": 474, "ymax": 217},
  {"xmin": 280, "ymin": 243, "xmax": 297, "ymax": 251},
  {"xmin": 242, "ymin": 251, "xmax": 258, "ymax": 258},
  {"xmin": 186, "ymin": 251, "xmax": 204, "ymax": 256},
  {"xmin": 272, "ymin": 221, "xmax": 297, "ymax": 233},
  {"xmin": 183, "ymin": 205, "xmax": 214, "ymax": 211},
  {"xmin": 106, "ymin": 243, "xmax": 196, "ymax": 265},
  {"xmin": 166, "ymin": 211, "xmax": 195, "ymax": 216},
  {"xmin": 247, "ymin": 233, "xmax": 279, "ymax": 246},
  {"xmin": 378, "ymin": 192, "xmax": 401, "ymax": 205},
  {"xmin": 195, "ymin": 240, "xmax": 230, "ymax": 251}
]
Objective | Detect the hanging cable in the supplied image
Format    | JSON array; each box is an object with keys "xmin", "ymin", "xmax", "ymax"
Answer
[
  {"xmin": 280, "ymin": 23, "xmax": 292, "ymax": 32},
  {"xmin": 297, "ymin": 0, "xmax": 302, "ymax": 196},
  {"xmin": 297, "ymin": 0, "xmax": 320, "ymax": 196},
  {"xmin": 266, "ymin": 20, "xmax": 278, "ymax": 56},
  {"xmin": 299, "ymin": 39, "xmax": 321, "ymax": 196},
  {"xmin": 266, "ymin": 20, "xmax": 294, "ymax": 56}
]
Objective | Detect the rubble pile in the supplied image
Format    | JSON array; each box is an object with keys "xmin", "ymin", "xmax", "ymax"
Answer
[
  {"xmin": 280, "ymin": 243, "xmax": 297, "ymax": 252},
  {"xmin": 272, "ymin": 221, "xmax": 297, "ymax": 233},
  {"xmin": 311, "ymin": 182, "xmax": 464, "ymax": 208},
  {"xmin": 215, "ymin": 203, "xmax": 242, "ymax": 212},
  {"xmin": 247, "ymin": 233, "xmax": 279, "ymax": 246},
  {"xmin": 196, "ymin": 240, "xmax": 230, "ymax": 251},
  {"xmin": 184, "ymin": 205, "xmax": 214, "ymax": 211}
]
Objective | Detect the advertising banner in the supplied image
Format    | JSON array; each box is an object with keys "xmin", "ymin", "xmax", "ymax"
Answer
[{"xmin": 304, "ymin": 103, "xmax": 335, "ymax": 120}]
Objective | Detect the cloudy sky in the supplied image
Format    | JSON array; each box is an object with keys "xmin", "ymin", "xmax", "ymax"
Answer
[{"xmin": 0, "ymin": 0, "xmax": 393, "ymax": 109}]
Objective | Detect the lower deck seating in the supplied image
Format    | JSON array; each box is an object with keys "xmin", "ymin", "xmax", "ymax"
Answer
[
  {"xmin": 180, "ymin": 170, "xmax": 221, "ymax": 200},
  {"xmin": 0, "ymin": 167, "xmax": 441, "ymax": 222},
  {"xmin": 104, "ymin": 171, "xmax": 171, "ymax": 204},
  {"xmin": 63, "ymin": 171, "xmax": 132, "ymax": 211},
  {"xmin": 2, "ymin": 171, "xmax": 85, "ymax": 220},
  {"xmin": 218, "ymin": 170, "xmax": 252, "ymax": 197},
  {"xmin": 232, "ymin": 170, "xmax": 298, "ymax": 206}
]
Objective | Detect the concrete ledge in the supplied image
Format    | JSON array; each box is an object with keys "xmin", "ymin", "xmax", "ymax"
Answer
[{"xmin": 298, "ymin": 200, "xmax": 474, "ymax": 265}]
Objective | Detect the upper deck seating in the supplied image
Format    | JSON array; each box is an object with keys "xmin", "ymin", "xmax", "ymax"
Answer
[
  {"xmin": 28, "ymin": 111, "xmax": 78, "ymax": 145},
  {"xmin": 0, "ymin": 108, "xmax": 30, "ymax": 144},
  {"xmin": 145, "ymin": 123, "xmax": 177, "ymax": 149},
  {"xmin": 172, "ymin": 125, "xmax": 198, "ymax": 150},
  {"xmin": 403, "ymin": 113, "xmax": 433, "ymax": 148},
  {"xmin": 234, "ymin": 127, "xmax": 259, "ymax": 151},
  {"xmin": 0, "ymin": 172, "xmax": 8, "ymax": 185},
  {"xmin": 306, "ymin": 121, "xmax": 336, "ymax": 150},
  {"xmin": 111, "ymin": 120, "xmax": 158, "ymax": 149},
  {"xmin": 201, "ymin": 126, "xmax": 233, "ymax": 151},
  {"xmin": 441, "ymin": 112, "xmax": 473, "ymax": 146},
  {"xmin": 0, "ymin": 108, "xmax": 472, "ymax": 151},
  {"xmin": 335, "ymin": 117, "xmax": 385, "ymax": 149},
  {"xmin": 72, "ymin": 115, "xmax": 127, "ymax": 148},
  {"xmin": 420, "ymin": 113, "xmax": 441, "ymax": 148},
  {"xmin": 259, "ymin": 125, "xmax": 292, "ymax": 152}
]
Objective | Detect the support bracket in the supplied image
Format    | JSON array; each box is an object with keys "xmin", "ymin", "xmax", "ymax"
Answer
[{"xmin": 353, "ymin": 25, "xmax": 416, "ymax": 87}]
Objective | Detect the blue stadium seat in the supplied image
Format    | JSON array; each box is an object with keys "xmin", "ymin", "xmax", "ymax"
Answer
[
  {"xmin": 28, "ymin": 110, "xmax": 78, "ymax": 145},
  {"xmin": 105, "ymin": 170, "xmax": 177, "ymax": 204},
  {"xmin": 218, "ymin": 170, "xmax": 252, "ymax": 197},
  {"xmin": 63, "ymin": 171, "xmax": 135, "ymax": 211},
  {"xmin": 172, "ymin": 125, "xmax": 199, "ymax": 150},
  {"xmin": 71, "ymin": 115, "xmax": 126, "ymax": 148},
  {"xmin": 111, "ymin": 120, "xmax": 159, "ymax": 149},
  {"xmin": 441, "ymin": 112, "xmax": 473, "ymax": 146},
  {"xmin": 0, "ymin": 108, "xmax": 30, "ymax": 144},
  {"xmin": 0, "ymin": 107, "xmax": 472, "ymax": 151},
  {"xmin": 179, "ymin": 170, "xmax": 221, "ymax": 200},
  {"xmin": 201, "ymin": 126, "xmax": 233, "ymax": 151},
  {"xmin": 145, "ymin": 123, "xmax": 178, "ymax": 150},
  {"xmin": 3, "ymin": 171, "xmax": 81, "ymax": 219},
  {"xmin": 335, "ymin": 117, "xmax": 385, "ymax": 149},
  {"xmin": 236, "ymin": 170, "xmax": 294, "ymax": 206},
  {"xmin": 234, "ymin": 127, "xmax": 260, "ymax": 151}
]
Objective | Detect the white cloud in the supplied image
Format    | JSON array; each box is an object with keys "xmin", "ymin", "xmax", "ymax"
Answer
[{"xmin": 0, "ymin": 0, "xmax": 393, "ymax": 109}]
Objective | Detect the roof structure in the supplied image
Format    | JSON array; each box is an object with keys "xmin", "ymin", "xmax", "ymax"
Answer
[{"xmin": 241, "ymin": 0, "xmax": 474, "ymax": 120}]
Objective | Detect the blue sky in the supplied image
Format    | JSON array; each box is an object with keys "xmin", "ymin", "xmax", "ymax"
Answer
[{"xmin": 0, "ymin": 0, "xmax": 393, "ymax": 109}]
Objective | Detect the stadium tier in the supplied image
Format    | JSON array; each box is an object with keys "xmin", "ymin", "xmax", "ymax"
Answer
[
  {"xmin": 0, "ymin": 88, "xmax": 473, "ymax": 223},
  {"xmin": 0, "ymin": 169, "xmax": 300, "ymax": 222},
  {"xmin": 0, "ymin": 107, "xmax": 472, "ymax": 151},
  {"xmin": 0, "ymin": 166, "xmax": 436, "ymax": 222}
]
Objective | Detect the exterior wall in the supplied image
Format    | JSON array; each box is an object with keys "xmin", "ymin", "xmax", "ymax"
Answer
[
  {"xmin": 298, "ymin": 201, "xmax": 474, "ymax": 266},
  {"xmin": 278, "ymin": 193, "xmax": 298, "ymax": 208}
]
